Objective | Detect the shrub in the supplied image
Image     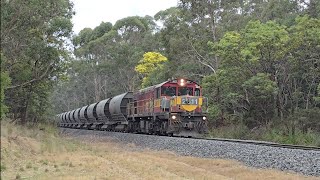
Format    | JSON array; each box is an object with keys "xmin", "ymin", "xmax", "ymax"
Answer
[
  {"xmin": 0, "ymin": 164, "xmax": 6, "ymax": 172},
  {"xmin": 26, "ymin": 163, "xmax": 32, "ymax": 169}
]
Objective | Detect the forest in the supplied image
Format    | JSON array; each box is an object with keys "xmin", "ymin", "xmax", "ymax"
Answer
[{"xmin": 1, "ymin": 0, "xmax": 320, "ymax": 145}]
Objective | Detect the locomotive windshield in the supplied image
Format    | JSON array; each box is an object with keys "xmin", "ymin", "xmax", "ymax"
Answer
[
  {"xmin": 195, "ymin": 88, "xmax": 200, "ymax": 96},
  {"xmin": 178, "ymin": 87, "xmax": 193, "ymax": 96},
  {"xmin": 161, "ymin": 86, "xmax": 176, "ymax": 96}
]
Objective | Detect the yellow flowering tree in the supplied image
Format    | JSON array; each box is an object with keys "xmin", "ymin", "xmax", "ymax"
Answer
[{"xmin": 135, "ymin": 52, "xmax": 168, "ymax": 87}]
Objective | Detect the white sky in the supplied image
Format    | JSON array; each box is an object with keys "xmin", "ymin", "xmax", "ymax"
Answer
[{"xmin": 72, "ymin": 0, "xmax": 178, "ymax": 34}]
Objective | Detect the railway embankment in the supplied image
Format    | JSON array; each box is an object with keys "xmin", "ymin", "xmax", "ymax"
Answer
[
  {"xmin": 61, "ymin": 128, "xmax": 320, "ymax": 177},
  {"xmin": 1, "ymin": 121, "xmax": 318, "ymax": 179}
]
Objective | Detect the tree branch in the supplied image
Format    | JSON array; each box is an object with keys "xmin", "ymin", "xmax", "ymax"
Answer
[
  {"xmin": 186, "ymin": 43, "xmax": 216, "ymax": 74},
  {"xmin": 7, "ymin": 65, "xmax": 53, "ymax": 89}
]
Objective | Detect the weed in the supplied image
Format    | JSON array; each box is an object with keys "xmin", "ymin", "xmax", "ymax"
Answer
[
  {"xmin": 26, "ymin": 163, "xmax": 32, "ymax": 169},
  {"xmin": 19, "ymin": 167, "xmax": 24, "ymax": 171},
  {"xmin": 0, "ymin": 164, "xmax": 6, "ymax": 172},
  {"xmin": 15, "ymin": 174, "xmax": 21, "ymax": 180},
  {"xmin": 208, "ymin": 124, "xmax": 320, "ymax": 146},
  {"xmin": 33, "ymin": 166, "xmax": 38, "ymax": 171},
  {"xmin": 54, "ymin": 164, "xmax": 58, "ymax": 168},
  {"xmin": 209, "ymin": 124, "xmax": 249, "ymax": 139},
  {"xmin": 45, "ymin": 169, "xmax": 49, "ymax": 172},
  {"xmin": 61, "ymin": 162, "xmax": 68, "ymax": 166},
  {"xmin": 40, "ymin": 159, "xmax": 48, "ymax": 165},
  {"xmin": 68, "ymin": 162, "xmax": 75, "ymax": 167}
]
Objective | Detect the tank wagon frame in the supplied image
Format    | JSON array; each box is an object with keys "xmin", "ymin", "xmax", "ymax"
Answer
[{"xmin": 56, "ymin": 78, "xmax": 208, "ymax": 137}]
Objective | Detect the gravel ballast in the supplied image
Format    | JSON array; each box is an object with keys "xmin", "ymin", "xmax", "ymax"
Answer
[{"xmin": 60, "ymin": 128, "xmax": 320, "ymax": 176}]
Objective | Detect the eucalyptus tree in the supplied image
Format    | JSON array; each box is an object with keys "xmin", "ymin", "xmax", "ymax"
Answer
[
  {"xmin": 1, "ymin": 0, "xmax": 74, "ymax": 123},
  {"xmin": 52, "ymin": 16, "xmax": 161, "ymax": 111},
  {"xmin": 204, "ymin": 16, "xmax": 320, "ymax": 132}
]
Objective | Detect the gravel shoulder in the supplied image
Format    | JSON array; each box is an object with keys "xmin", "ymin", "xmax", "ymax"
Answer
[{"xmin": 60, "ymin": 128, "xmax": 320, "ymax": 177}]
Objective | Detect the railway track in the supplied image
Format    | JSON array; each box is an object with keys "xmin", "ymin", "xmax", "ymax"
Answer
[
  {"xmin": 192, "ymin": 137, "xmax": 320, "ymax": 151},
  {"xmin": 61, "ymin": 127, "xmax": 320, "ymax": 151}
]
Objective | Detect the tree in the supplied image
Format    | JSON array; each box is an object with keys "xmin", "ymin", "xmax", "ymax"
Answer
[
  {"xmin": 135, "ymin": 52, "xmax": 168, "ymax": 87},
  {"xmin": 1, "ymin": 0, "xmax": 74, "ymax": 123},
  {"xmin": 52, "ymin": 15, "xmax": 162, "ymax": 112},
  {"xmin": 204, "ymin": 15, "xmax": 320, "ymax": 132},
  {"xmin": 0, "ymin": 54, "xmax": 11, "ymax": 119}
]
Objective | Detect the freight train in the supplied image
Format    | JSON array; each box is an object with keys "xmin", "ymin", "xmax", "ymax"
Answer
[{"xmin": 57, "ymin": 78, "xmax": 208, "ymax": 137}]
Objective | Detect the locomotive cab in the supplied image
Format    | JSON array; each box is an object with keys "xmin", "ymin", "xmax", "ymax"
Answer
[{"xmin": 156, "ymin": 78, "xmax": 207, "ymax": 114}]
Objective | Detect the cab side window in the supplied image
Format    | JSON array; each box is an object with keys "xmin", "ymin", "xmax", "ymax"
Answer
[
  {"xmin": 156, "ymin": 88, "xmax": 160, "ymax": 98},
  {"xmin": 161, "ymin": 86, "xmax": 176, "ymax": 96}
]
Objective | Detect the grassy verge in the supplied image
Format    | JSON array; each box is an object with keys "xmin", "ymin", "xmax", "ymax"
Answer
[
  {"xmin": 208, "ymin": 124, "xmax": 320, "ymax": 146},
  {"xmin": 1, "ymin": 120, "xmax": 316, "ymax": 179}
]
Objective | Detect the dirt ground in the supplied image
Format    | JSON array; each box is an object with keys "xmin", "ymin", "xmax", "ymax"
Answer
[{"xmin": 0, "ymin": 123, "xmax": 318, "ymax": 180}]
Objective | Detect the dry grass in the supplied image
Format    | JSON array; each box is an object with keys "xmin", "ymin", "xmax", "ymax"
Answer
[{"xmin": 1, "ymin": 121, "xmax": 317, "ymax": 180}]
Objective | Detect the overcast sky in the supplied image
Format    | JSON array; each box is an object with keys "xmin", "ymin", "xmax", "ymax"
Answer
[{"xmin": 71, "ymin": 0, "xmax": 178, "ymax": 34}]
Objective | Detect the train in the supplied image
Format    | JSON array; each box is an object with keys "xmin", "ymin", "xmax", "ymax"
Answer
[{"xmin": 57, "ymin": 78, "xmax": 208, "ymax": 137}]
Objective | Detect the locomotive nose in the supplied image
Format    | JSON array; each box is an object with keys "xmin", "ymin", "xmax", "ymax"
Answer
[
  {"xmin": 180, "ymin": 104, "xmax": 197, "ymax": 112},
  {"xmin": 178, "ymin": 96, "xmax": 200, "ymax": 112}
]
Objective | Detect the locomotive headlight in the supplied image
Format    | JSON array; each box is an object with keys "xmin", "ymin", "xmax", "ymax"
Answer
[
  {"xmin": 179, "ymin": 79, "xmax": 185, "ymax": 86},
  {"xmin": 202, "ymin": 116, "xmax": 207, "ymax": 120},
  {"xmin": 172, "ymin": 115, "xmax": 177, "ymax": 120}
]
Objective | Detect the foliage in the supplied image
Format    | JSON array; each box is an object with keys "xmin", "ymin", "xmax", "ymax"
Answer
[
  {"xmin": 0, "ymin": 54, "xmax": 11, "ymax": 119},
  {"xmin": 209, "ymin": 124, "xmax": 320, "ymax": 146},
  {"xmin": 1, "ymin": 0, "xmax": 74, "ymax": 123},
  {"xmin": 315, "ymin": 83, "xmax": 320, "ymax": 105},
  {"xmin": 135, "ymin": 52, "xmax": 168, "ymax": 87},
  {"xmin": 204, "ymin": 16, "xmax": 320, "ymax": 133}
]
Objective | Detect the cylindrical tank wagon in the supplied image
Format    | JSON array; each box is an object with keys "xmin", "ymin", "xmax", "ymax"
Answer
[
  {"xmin": 73, "ymin": 108, "xmax": 81, "ymax": 127},
  {"xmin": 65, "ymin": 112, "xmax": 70, "ymax": 127},
  {"xmin": 86, "ymin": 103, "xmax": 98, "ymax": 129},
  {"xmin": 95, "ymin": 98, "xmax": 111, "ymax": 129},
  {"xmin": 108, "ymin": 92, "xmax": 133, "ymax": 130},
  {"xmin": 79, "ymin": 105, "xmax": 89, "ymax": 128},
  {"xmin": 69, "ymin": 110, "xmax": 76, "ymax": 127}
]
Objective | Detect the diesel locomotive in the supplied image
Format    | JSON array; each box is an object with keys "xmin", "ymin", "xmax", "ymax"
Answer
[{"xmin": 57, "ymin": 78, "xmax": 208, "ymax": 137}]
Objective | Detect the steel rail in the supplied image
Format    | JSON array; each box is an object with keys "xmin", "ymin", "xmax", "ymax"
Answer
[{"xmin": 190, "ymin": 136, "xmax": 320, "ymax": 151}]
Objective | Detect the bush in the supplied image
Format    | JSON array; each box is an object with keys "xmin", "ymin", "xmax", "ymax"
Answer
[
  {"xmin": 0, "ymin": 164, "xmax": 6, "ymax": 172},
  {"xmin": 294, "ymin": 108, "xmax": 320, "ymax": 132},
  {"xmin": 0, "ymin": 54, "xmax": 11, "ymax": 119},
  {"xmin": 208, "ymin": 123, "xmax": 320, "ymax": 146},
  {"xmin": 26, "ymin": 163, "xmax": 32, "ymax": 169},
  {"xmin": 209, "ymin": 123, "xmax": 250, "ymax": 139}
]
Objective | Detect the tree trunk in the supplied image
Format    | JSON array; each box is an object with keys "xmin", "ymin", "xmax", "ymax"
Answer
[{"xmin": 21, "ymin": 83, "xmax": 34, "ymax": 124}]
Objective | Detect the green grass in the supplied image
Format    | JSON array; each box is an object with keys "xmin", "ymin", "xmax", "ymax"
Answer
[
  {"xmin": 262, "ymin": 128, "xmax": 320, "ymax": 146},
  {"xmin": 208, "ymin": 124, "xmax": 320, "ymax": 146},
  {"xmin": 0, "ymin": 163, "xmax": 6, "ymax": 172},
  {"xmin": 208, "ymin": 124, "xmax": 250, "ymax": 140}
]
